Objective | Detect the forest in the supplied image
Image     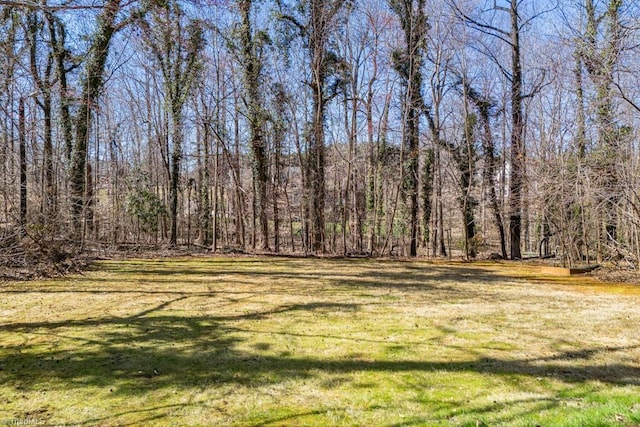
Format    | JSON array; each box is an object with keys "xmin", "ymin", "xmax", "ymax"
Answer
[{"xmin": 1, "ymin": 0, "xmax": 639, "ymax": 266}]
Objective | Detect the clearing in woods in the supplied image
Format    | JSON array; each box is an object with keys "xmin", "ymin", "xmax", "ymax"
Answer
[{"xmin": 1, "ymin": 256, "xmax": 639, "ymax": 426}]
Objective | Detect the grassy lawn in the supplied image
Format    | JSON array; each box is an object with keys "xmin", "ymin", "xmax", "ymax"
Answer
[{"xmin": 1, "ymin": 257, "xmax": 640, "ymax": 426}]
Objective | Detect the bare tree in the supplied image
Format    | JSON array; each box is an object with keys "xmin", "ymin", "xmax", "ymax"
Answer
[
  {"xmin": 466, "ymin": 83, "xmax": 507, "ymax": 259},
  {"xmin": 579, "ymin": 0, "xmax": 624, "ymax": 244},
  {"xmin": 234, "ymin": 0, "xmax": 270, "ymax": 250},
  {"xmin": 269, "ymin": 83, "xmax": 288, "ymax": 253},
  {"xmin": 138, "ymin": 0, "xmax": 205, "ymax": 247},
  {"xmin": 69, "ymin": 0, "xmax": 123, "ymax": 240},
  {"xmin": 279, "ymin": 0, "xmax": 347, "ymax": 253},
  {"xmin": 18, "ymin": 96, "xmax": 26, "ymax": 236},
  {"xmin": 389, "ymin": 0, "xmax": 428, "ymax": 257},
  {"xmin": 450, "ymin": 0, "xmax": 544, "ymax": 259},
  {"xmin": 24, "ymin": 12, "xmax": 57, "ymax": 219}
]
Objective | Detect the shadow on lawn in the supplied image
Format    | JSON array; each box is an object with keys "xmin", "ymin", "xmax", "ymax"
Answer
[
  {"xmin": 2, "ymin": 259, "xmax": 503, "ymax": 302},
  {"xmin": 89, "ymin": 257, "xmax": 508, "ymax": 288},
  {"xmin": 2, "ymin": 305, "xmax": 640, "ymax": 425},
  {"xmin": 2, "ymin": 300, "xmax": 640, "ymax": 389},
  {"xmin": 2, "ymin": 258, "xmax": 639, "ymax": 424}
]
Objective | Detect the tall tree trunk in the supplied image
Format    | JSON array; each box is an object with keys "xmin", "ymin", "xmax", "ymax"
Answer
[
  {"xmin": 70, "ymin": 0, "xmax": 121, "ymax": 238},
  {"xmin": 434, "ymin": 149, "xmax": 447, "ymax": 257},
  {"xmin": 138, "ymin": 0, "xmax": 204, "ymax": 247},
  {"xmin": 466, "ymin": 85, "xmax": 507, "ymax": 259},
  {"xmin": 47, "ymin": 16, "xmax": 73, "ymax": 163},
  {"xmin": 366, "ymin": 84, "xmax": 376, "ymax": 254},
  {"xmin": 582, "ymin": 0, "xmax": 622, "ymax": 245},
  {"xmin": 305, "ymin": 0, "xmax": 346, "ymax": 253},
  {"xmin": 309, "ymin": 80, "xmax": 326, "ymax": 252},
  {"xmin": 232, "ymin": 97, "xmax": 246, "ymax": 248},
  {"xmin": 508, "ymin": 0, "xmax": 524, "ymax": 260},
  {"xmin": 199, "ymin": 108, "xmax": 212, "ymax": 246},
  {"xmin": 477, "ymin": 97, "xmax": 507, "ymax": 259},
  {"xmin": 389, "ymin": 0, "xmax": 427, "ymax": 257},
  {"xmin": 574, "ymin": 53, "xmax": 587, "ymax": 158},
  {"xmin": 27, "ymin": 12, "xmax": 56, "ymax": 219},
  {"xmin": 453, "ymin": 0, "xmax": 528, "ymax": 260},
  {"xmin": 42, "ymin": 88, "xmax": 55, "ymax": 218},
  {"xmin": 169, "ymin": 110, "xmax": 182, "ymax": 246},
  {"xmin": 212, "ymin": 124, "xmax": 221, "ymax": 252},
  {"xmin": 238, "ymin": 0, "xmax": 269, "ymax": 250},
  {"xmin": 342, "ymin": 92, "xmax": 351, "ymax": 255},
  {"xmin": 271, "ymin": 84, "xmax": 287, "ymax": 253},
  {"xmin": 272, "ymin": 141, "xmax": 281, "ymax": 253},
  {"xmin": 459, "ymin": 96, "xmax": 477, "ymax": 259},
  {"xmin": 421, "ymin": 147, "xmax": 434, "ymax": 253},
  {"xmin": 86, "ymin": 162, "xmax": 94, "ymax": 238},
  {"xmin": 19, "ymin": 97, "xmax": 26, "ymax": 236}
]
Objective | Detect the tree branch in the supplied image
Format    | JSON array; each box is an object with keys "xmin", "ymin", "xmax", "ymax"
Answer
[
  {"xmin": 448, "ymin": 0, "xmax": 512, "ymax": 47},
  {"xmin": 613, "ymin": 80, "xmax": 640, "ymax": 113}
]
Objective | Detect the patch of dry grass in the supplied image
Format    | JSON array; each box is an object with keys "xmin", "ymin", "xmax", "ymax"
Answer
[{"xmin": 1, "ymin": 257, "xmax": 640, "ymax": 426}]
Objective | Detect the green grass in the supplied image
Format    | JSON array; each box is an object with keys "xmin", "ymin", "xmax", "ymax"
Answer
[{"xmin": 1, "ymin": 257, "xmax": 640, "ymax": 426}]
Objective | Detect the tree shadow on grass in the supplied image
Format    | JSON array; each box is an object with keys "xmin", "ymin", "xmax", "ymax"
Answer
[
  {"xmin": 3, "ymin": 259, "xmax": 506, "ymax": 304},
  {"xmin": 2, "ymin": 258, "xmax": 640, "ymax": 424},
  {"xmin": 2, "ymin": 298, "xmax": 640, "ymax": 389},
  {"xmin": 89, "ymin": 257, "xmax": 508, "ymax": 289},
  {"xmin": 2, "ymin": 258, "xmax": 639, "ymax": 389},
  {"xmin": 4, "ymin": 329, "xmax": 639, "ymax": 425}
]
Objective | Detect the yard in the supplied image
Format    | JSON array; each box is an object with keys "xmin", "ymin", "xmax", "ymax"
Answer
[{"xmin": 1, "ymin": 257, "xmax": 639, "ymax": 426}]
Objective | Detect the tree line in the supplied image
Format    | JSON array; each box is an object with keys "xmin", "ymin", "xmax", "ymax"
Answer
[{"xmin": 1, "ymin": 0, "xmax": 639, "ymax": 266}]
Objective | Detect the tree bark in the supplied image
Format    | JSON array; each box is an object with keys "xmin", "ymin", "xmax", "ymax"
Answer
[
  {"xmin": 69, "ymin": 0, "xmax": 121, "ymax": 238},
  {"xmin": 138, "ymin": 0, "xmax": 204, "ymax": 247},
  {"xmin": 27, "ymin": 13, "xmax": 56, "ymax": 218},
  {"xmin": 389, "ymin": 0, "xmax": 427, "ymax": 257},
  {"xmin": 582, "ymin": 0, "xmax": 622, "ymax": 244},
  {"xmin": 307, "ymin": 0, "xmax": 345, "ymax": 253},
  {"xmin": 19, "ymin": 97, "xmax": 26, "ymax": 236},
  {"xmin": 466, "ymin": 84, "xmax": 506, "ymax": 259},
  {"xmin": 508, "ymin": 0, "xmax": 524, "ymax": 260},
  {"xmin": 238, "ymin": 0, "xmax": 269, "ymax": 250}
]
